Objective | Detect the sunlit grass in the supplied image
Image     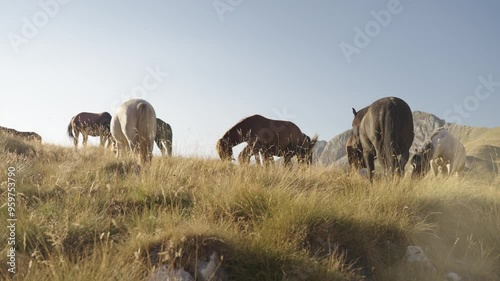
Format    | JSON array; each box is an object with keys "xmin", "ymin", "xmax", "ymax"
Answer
[{"xmin": 0, "ymin": 138, "xmax": 499, "ymax": 280}]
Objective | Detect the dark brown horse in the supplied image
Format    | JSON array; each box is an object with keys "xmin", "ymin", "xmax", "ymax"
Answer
[
  {"xmin": 155, "ymin": 118, "xmax": 173, "ymax": 157},
  {"xmin": 351, "ymin": 97, "xmax": 414, "ymax": 181},
  {"xmin": 0, "ymin": 126, "xmax": 42, "ymax": 143},
  {"xmin": 216, "ymin": 114, "xmax": 317, "ymax": 166},
  {"xmin": 67, "ymin": 112, "xmax": 112, "ymax": 149}
]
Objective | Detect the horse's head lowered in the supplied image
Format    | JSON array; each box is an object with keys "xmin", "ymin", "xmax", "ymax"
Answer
[
  {"xmin": 346, "ymin": 133, "xmax": 364, "ymax": 170},
  {"xmin": 216, "ymin": 138, "xmax": 233, "ymax": 161},
  {"xmin": 297, "ymin": 134, "xmax": 318, "ymax": 165}
]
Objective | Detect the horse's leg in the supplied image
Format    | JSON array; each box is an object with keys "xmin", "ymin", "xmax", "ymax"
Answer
[
  {"xmin": 157, "ymin": 139, "xmax": 165, "ymax": 157},
  {"xmin": 430, "ymin": 159, "xmax": 438, "ymax": 176},
  {"xmin": 82, "ymin": 133, "xmax": 88, "ymax": 147},
  {"xmin": 73, "ymin": 130, "xmax": 80, "ymax": 149},
  {"xmin": 99, "ymin": 135, "xmax": 106, "ymax": 147},
  {"xmin": 167, "ymin": 140, "xmax": 172, "ymax": 157},
  {"xmin": 116, "ymin": 141, "xmax": 128, "ymax": 158},
  {"xmin": 364, "ymin": 151, "xmax": 375, "ymax": 182},
  {"xmin": 254, "ymin": 150, "xmax": 262, "ymax": 165},
  {"xmin": 238, "ymin": 145, "xmax": 251, "ymax": 165},
  {"xmin": 398, "ymin": 150, "xmax": 410, "ymax": 177},
  {"xmin": 106, "ymin": 137, "xmax": 113, "ymax": 150}
]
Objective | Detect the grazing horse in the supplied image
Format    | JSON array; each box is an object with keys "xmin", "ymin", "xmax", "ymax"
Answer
[
  {"xmin": 0, "ymin": 126, "xmax": 42, "ymax": 143},
  {"xmin": 216, "ymin": 114, "xmax": 317, "ymax": 166},
  {"xmin": 346, "ymin": 134, "xmax": 364, "ymax": 171},
  {"xmin": 351, "ymin": 97, "xmax": 414, "ymax": 181},
  {"xmin": 111, "ymin": 99, "xmax": 156, "ymax": 164},
  {"xmin": 67, "ymin": 112, "xmax": 112, "ymax": 149},
  {"xmin": 155, "ymin": 118, "xmax": 173, "ymax": 157},
  {"xmin": 411, "ymin": 128, "xmax": 466, "ymax": 177}
]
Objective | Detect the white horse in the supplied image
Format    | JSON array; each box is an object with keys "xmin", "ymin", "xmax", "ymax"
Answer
[
  {"xmin": 411, "ymin": 128, "xmax": 466, "ymax": 177},
  {"xmin": 111, "ymin": 99, "xmax": 157, "ymax": 164}
]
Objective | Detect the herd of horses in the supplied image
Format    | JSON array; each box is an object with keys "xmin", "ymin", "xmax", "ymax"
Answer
[
  {"xmin": 346, "ymin": 96, "xmax": 466, "ymax": 181},
  {"xmin": 67, "ymin": 100, "xmax": 173, "ymax": 161},
  {"xmin": 2, "ymin": 96, "xmax": 467, "ymax": 181}
]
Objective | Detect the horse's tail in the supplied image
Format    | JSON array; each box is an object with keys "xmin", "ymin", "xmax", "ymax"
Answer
[
  {"xmin": 136, "ymin": 102, "xmax": 156, "ymax": 164},
  {"xmin": 381, "ymin": 104, "xmax": 398, "ymax": 175},
  {"xmin": 67, "ymin": 118, "xmax": 75, "ymax": 140}
]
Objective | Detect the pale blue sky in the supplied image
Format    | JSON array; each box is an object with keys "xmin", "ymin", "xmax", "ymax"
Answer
[{"xmin": 1, "ymin": 0, "xmax": 499, "ymax": 157}]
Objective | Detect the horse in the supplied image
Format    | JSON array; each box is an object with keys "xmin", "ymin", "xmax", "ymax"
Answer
[
  {"xmin": 216, "ymin": 114, "xmax": 317, "ymax": 166},
  {"xmin": 111, "ymin": 99, "xmax": 157, "ymax": 164},
  {"xmin": 411, "ymin": 128, "xmax": 466, "ymax": 177},
  {"xmin": 155, "ymin": 118, "xmax": 173, "ymax": 157},
  {"xmin": 0, "ymin": 126, "xmax": 42, "ymax": 143},
  {"xmin": 351, "ymin": 97, "xmax": 414, "ymax": 181},
  {"xmin": 67, "ymin": 112, "xmax": 112, "ymax": 149}
]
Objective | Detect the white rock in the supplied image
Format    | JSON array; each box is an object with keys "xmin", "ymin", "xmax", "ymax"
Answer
[
  {"xmin": 446, "ymin": 272, "xmax": 462, "ymax": 281},
  {"xmin": 198, "ymin": 252, "xmax": 220, "ymax": 281},
  {"xmin": 405, "ymin": 246, "xmax": 437, "ymax": 274}
]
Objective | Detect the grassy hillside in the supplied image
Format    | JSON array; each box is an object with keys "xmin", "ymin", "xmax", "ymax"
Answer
[
  {"xmin": 1, "ymin": 137, "xmax": 499, "ymax": 281},
  {"xmin": 446, "ymin": 125, "xmax": 500, "ymax": 177}
]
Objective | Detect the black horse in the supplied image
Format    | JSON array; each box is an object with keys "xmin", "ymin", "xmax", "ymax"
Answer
[{"xmin": 351, "ymin": 97, "xmax": 414, "ymax": 181}]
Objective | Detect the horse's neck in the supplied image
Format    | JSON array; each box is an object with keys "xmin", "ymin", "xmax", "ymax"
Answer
[{"xmin": 226, "ymin": 129, "xmax": 245, "ymax": 146}]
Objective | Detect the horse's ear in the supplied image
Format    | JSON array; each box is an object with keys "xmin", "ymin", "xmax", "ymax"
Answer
[{"xmin": 352, "ymin": 108, "xmax": 357, "ymax": 116}]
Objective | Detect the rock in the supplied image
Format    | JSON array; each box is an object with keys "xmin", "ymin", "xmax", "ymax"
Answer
[
  {"xmin": 312, "ymin": 140, "xmax": 327, "ymax": 163},
  {"xmin": 446, "ymin": 272, "xmax": 462, "ymax": 281},
  {"xmin": 405, "ymin": 246, "xmax": 437, "ymax": 277},
  {"xmin": 147, "ymin": 265, "xmax": 194, "ymax": 281},
  {"xmin": 198, "ymin": 252, "xmax": 226, "ymax": 281},
  {"xmin": 318, "ymin": 129, "xmax": 351, "ymax": 166},
  {"xmin": 146, "ymin": 252, "xmax": 226, "ymax": 281}
]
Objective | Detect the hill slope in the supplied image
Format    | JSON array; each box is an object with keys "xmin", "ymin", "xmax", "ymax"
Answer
[{"xmin": 1, "ymin": 137, "xmax": 499, "ymax": 280}]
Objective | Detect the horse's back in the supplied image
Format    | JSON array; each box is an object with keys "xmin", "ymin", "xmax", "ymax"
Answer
[
  {"xmin": 240, "ymin": 114, "xmax": 303, "ymax": 144},
  {"xmin": 363, "ymin": 97, "xmax": 414, "ymax": 150},
  {"xmin": 113, "ymin": 99, "xmax": 156, "ymax": 138},
  {"xmin": 431, "ymin": 129, "xmax": 466, "ymax": 172}
]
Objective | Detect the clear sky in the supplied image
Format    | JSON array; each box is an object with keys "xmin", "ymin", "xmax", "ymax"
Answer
[{"xmin": 1, "ymin": 0, "xmax": 499, "ymax": 157}]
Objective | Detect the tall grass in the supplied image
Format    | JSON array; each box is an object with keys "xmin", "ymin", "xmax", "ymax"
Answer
[{"xmin": 0, "ymin": 138, "xmax": 499, "ymax": 280}]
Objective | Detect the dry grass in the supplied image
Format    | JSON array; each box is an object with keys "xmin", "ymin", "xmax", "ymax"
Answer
[{"xmin": 0, "ymin": 137, "xmax": 499, "ymax": 280}]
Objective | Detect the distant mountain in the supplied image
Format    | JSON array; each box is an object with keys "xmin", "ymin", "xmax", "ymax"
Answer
[{"xmin": 314, "ymin": 111, "xmax": 500, "ymax": 178}]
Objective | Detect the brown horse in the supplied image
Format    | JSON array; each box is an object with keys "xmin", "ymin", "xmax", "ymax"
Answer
[
  {"xmin": 0, "ymin": 126, "xmax": 42, "ymax": 143},
  {"xmin": 351, "ymin": 97, "xmax": 414, "ymax": 181},
  {"xmin": 155, "ymin": 118, "xmax": 173, "ymax": 157},
  {"xmin": 216, "ymin": 114, "xmax": 317, "ymax": 166},
  {"xmin": 67, "ymin": 112, "xmax": 112, "ymax": 149}
]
